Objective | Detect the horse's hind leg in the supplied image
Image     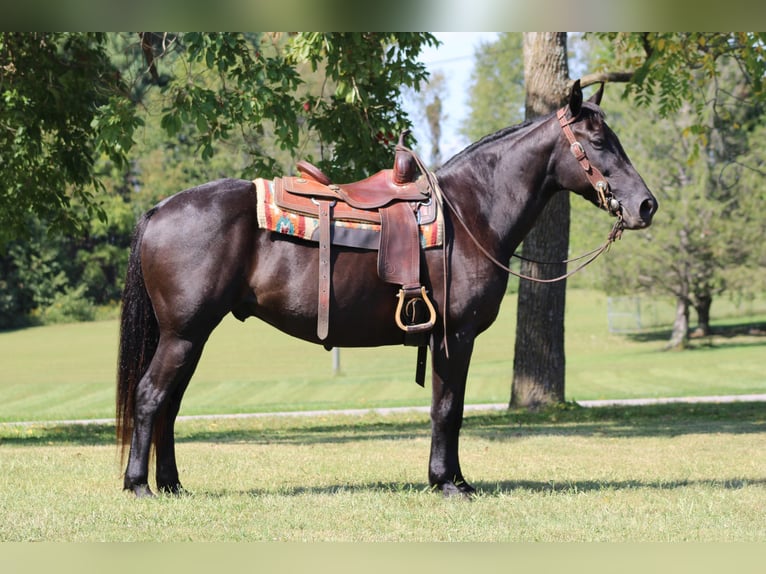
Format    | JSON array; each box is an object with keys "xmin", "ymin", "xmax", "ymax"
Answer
[
  {"xmin": 154, "ymin": 345, "xmax": 204, "ymax": 494},
  {"xmin": 123, "ymin": 333, "xmax": 206, "ymax": 497}
]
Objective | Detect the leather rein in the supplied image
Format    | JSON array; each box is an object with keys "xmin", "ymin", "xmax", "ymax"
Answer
[{"xmin": 407, "ymin": 104, "xmax": 625, "ymax": 286}]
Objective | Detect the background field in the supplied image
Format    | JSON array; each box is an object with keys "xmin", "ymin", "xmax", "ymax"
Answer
[{"xmin": 0, "ymin": 290, "xmax": 763, "ymax": 423}]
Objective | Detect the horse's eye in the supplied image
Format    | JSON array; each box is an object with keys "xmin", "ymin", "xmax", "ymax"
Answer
[{"xmin": 591, "ymin": 138, "xmax": 605, "ymax": 149}]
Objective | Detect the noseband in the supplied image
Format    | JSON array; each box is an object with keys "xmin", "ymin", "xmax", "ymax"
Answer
[{"xmin": 557, "ymin": 106, "xmax": 621, "ymax": 217}]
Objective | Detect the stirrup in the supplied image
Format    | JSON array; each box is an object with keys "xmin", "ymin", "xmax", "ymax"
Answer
[{"xmin": 395, "ymin": 286, "xmax": 436, "ymax": 334}]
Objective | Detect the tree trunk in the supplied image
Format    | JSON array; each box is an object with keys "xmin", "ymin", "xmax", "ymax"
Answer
[
  {"xmin": 692, "ymin": 293, "xmax": 712, "ymax": 337},
  {"xmin": 510, "ymin": 33, "xmax": 571, "ymax": 409},
  {"xmin": 666, "ymin": 296, "xmax": 690, "ymax": 350}
]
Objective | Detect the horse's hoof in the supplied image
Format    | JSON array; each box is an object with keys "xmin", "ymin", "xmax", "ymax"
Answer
[
  {"xmin": 130, "ymin": 484, "xmax": 155, "ymax": 498},
  {"xmin": 436, "ymin": 481, "xmax": 476, "ymax": 499},
  {"xmin": 159, "ymin": 483, "xmax": 190, "ymax": 497}
]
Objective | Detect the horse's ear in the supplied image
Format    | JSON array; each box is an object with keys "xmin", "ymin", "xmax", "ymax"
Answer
[
  {"xmin": 588, "ymin": 82, "xmax": 605, "ymax": 106},
  {"xmin": 568, "ymin": 79, "xmax": 583, "ymax": 117}
]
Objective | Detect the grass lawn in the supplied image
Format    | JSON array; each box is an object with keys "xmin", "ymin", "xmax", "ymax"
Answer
[
  {"xmin": 0, "ymin": 402, "xmax": 764, "ymax": 542},
  {"xmin": 0, "ymin": 290, "xmax": 764, "ymax": 422}
]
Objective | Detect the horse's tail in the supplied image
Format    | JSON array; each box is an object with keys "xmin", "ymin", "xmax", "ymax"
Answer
[{"xmin": 116, "ymin": 208, "xmax": 160, "ymax": 464}]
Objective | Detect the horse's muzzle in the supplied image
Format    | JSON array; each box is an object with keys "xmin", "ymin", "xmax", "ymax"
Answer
[{"xmin": 619, "ymin": 192, "xmax": 658, "ymax": 229}]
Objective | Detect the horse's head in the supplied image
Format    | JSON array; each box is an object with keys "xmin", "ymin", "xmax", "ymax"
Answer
[{"xmin": 554, "ymin": 80, "xmax": 658, "ymax": 230}]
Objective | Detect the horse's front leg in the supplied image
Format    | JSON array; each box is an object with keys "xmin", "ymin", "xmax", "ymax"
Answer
[{"xmin": 428, "ymin": 330, "xmax": 476, "ymax": 498}]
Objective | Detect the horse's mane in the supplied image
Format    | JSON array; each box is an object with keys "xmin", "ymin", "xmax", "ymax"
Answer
[
  {"xmin": 437, "ymin": 103, "xmax": 605, "ymax": 176},
  {"xmin": 437, "ymin": 116, "xmax": 542, "ymax": 174}
]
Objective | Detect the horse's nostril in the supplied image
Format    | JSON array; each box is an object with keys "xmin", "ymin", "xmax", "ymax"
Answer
[{"xmin": 640, "ymin": 197, "xmax": 656, "ymax": 219}]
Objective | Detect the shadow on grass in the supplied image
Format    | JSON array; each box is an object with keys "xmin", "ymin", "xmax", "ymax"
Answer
[
  {"xmin": 626, "ymin": 320, "xmax": 766, "ymax": 346},
  {"xmin": 190, "ymin": 475, "xmax": 766, "ymax": 500},
  {"xmin": 471, "ymin": 476, "xmax": 766, "ymax": 496},
  {"xmin": 2, "ymin": 402, "xmax": 764, "ymax": 447},
  {"xmin": 0, "ymin": 423, "xmax": 116, "ymax": 446}
]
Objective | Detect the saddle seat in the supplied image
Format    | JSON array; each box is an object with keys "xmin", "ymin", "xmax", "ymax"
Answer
[
  {"xmin": 288, "ymin": 164, "xmax": 430, "ymax": 211},
  {"xmin": 293, "ymin": 129, "xmax": 424, "ymax": 209},
  {"xmin": 294, "ymin": 166, "xmax": 427, "ymax": 213}
]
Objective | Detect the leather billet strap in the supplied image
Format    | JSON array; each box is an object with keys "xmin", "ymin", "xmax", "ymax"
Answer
[
  {"xmin": 556, "ymin": 107, "xmax": 610, "ymax": 211},
  {"xmin": 316, "ymin": 199, "xmax": 334, "ymax": 340}
]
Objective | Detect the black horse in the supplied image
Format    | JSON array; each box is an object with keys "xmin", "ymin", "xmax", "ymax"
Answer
[{"xmin": 117, "ymin": 81, "xmax": 657, "ymax": 497}]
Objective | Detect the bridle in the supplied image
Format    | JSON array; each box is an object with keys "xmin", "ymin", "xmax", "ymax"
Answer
[
  {"xmin": 405, "ymin": 105, "xmax": 625, "ymax": 288},
  {"xmin": 556, "ymin": 105, "xmax": 622, "ymax": 217}
]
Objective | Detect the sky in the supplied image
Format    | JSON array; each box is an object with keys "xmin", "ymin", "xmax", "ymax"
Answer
[{"xmin": 403, "ymin": 32, "xmax": 499, "ymax": 161}]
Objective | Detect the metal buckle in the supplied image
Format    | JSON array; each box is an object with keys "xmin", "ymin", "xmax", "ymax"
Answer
[
  {"xmin": 416, "ymin": 197, "xmax": 432, "ymax": 224},
  {"xmin": 310, "ymin": 198, "xmax": 337, "ymax": 207},
  {"xmin": 570, "ymin": 141, "xmax": 585, "ymax": 158}
]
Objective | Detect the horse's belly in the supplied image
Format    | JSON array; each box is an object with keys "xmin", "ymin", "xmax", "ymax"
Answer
[{"xmin": 243, "ymin": 238, "xmax": 406, "ymax": 348}]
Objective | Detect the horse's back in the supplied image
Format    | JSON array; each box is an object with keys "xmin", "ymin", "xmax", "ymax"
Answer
[{"xmin": 149, "ymin": 178, "xmax": 256, "ymax": 223}]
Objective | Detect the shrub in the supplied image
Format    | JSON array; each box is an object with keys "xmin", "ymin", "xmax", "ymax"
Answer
[{"xmin": 38, "ymin": 285, "xmax": 96, "ymax": 324}]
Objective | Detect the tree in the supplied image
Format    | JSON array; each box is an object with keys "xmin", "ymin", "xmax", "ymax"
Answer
[
  {"xmin": 599, "ymin": 76, "xmax": 766, "ymax": 348},
  {"xmin": 423, "ymin": 71, "xmax": 446, "ymax": 168},
  {"xmin": 591, "ymin": 33, "xmax": 766, "ymax": 122},
  {"xmin": 509, "ymin": 32, "xmax": 573, "ymax": 408},
  {"xmin": 0, "ymin": 32, "xmax": 438, "ymax": 327},
  {"xmin": 590, "ymin": 33, "xmax": 766, "ymax": 348},
  {"xmin": 509, "ymin": 32, "xmax": 766, "ymax": 406},
  {"xmin": 460, "ymin": 33, "xmax": 525, "ymax": 143},
  {"xmin": 406, "ymin": 69, "xmax": 449, "ymax": 169}
]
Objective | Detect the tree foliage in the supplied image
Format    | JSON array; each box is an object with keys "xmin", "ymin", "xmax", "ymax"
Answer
[
  {"xmin": 460, "ymin": 32, "xmax": 766, "ymax": 405},
  {"xmin": 0, "ymin": 32, "xmax": 437, "ymax": 246},
  {"xmin": 593, "ymin": 33, "xmax": 766, "ymax": 119},
  {"xmin": 287, "ymin": 32, "xmax": 438, "ymax": 179},
  {"xmin": 460, "ymin": 33, "xmax": 525, "ymax": 142},
  {"xmin": 0, "ymin": 32, "xmax": 142, "ymax": 244}
]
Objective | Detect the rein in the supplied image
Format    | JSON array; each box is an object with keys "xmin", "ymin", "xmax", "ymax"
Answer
[{"xmin": 400, "ymin": 105, "xmax": 624, "ymax": 286}]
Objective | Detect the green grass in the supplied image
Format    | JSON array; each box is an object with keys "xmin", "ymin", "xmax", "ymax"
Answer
[
  {"xmin": 2, "ymin": 294, "xmax": 764, "ymax": 542},
  {"xmin": 1, "ymin": 402, "xmax": 764, "ymax": 541},
  {"xmin": 0, "ymin": 290, "xmax": 764, "ymax": 422}
]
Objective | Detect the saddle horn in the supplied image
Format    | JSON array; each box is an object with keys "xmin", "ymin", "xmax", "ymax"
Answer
[{"xmin": 393, "ymin": 130, "xmax": 416, "ymax": 185}]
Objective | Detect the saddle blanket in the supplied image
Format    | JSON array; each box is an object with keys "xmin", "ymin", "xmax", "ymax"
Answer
[{"xmin": 254, "ymin": 177, "xmax": 443, "ymax": 250}]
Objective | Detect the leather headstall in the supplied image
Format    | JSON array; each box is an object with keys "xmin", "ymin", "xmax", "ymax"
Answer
[{"xmin": 556, "ymin": 106, "xmax": 619, "ymax": 216}]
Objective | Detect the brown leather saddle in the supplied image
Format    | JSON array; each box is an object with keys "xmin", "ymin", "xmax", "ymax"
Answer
[{"xmin": 272, "ymin": 132, "xmax": 438, "ymax": 358}]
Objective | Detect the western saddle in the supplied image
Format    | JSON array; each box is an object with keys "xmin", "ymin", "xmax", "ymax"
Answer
[{"xmin": 274, "ymin": 132, "xmax": 438, "ymax": 384}]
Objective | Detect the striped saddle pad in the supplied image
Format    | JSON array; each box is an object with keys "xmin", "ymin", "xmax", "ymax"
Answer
[{"xmin": 254, "ymin": 177, "xmax": 443, "ymax": 250}]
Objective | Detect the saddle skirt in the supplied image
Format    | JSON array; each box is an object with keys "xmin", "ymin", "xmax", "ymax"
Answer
[{"xmin": 254, "ymin": 177, "xmax": 443, "ymax": 250}]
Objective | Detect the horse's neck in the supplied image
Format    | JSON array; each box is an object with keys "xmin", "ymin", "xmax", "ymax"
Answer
[{"xmin": 438, "ymin": 117, "xmax": 559, "ymax": 259}]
